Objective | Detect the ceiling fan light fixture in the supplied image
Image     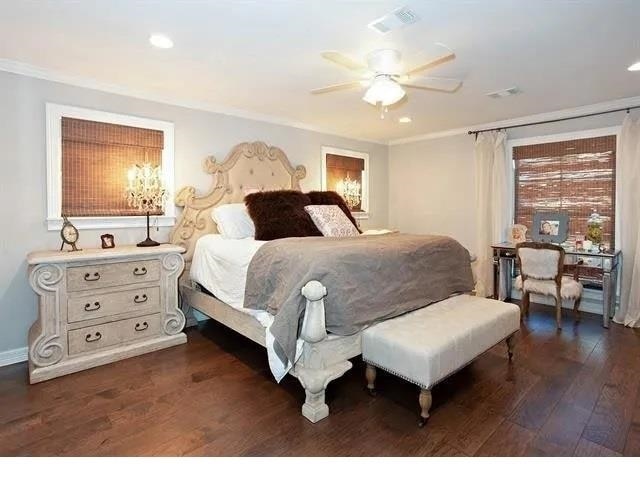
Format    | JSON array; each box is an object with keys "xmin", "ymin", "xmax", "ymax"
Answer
[{"xmin": 362, "ymin": 76, "xmax": 406, "ymax": 106}]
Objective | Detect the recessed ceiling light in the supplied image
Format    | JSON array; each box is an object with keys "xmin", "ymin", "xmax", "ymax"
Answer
[
  {"xmin": 628, "ymin": 61, "xmax": 640, "ymax": 71},
  {"xmin": 149, "ymin": 34, "xmax": 173, "ymax": 49},
  {"xmin": 398, "ymin": 117, "xmax": 412, "ymax": 123}
]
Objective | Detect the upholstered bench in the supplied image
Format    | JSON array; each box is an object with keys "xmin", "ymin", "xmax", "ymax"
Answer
[{"xmin": 362, "ymin": 294, "xmax": 520, "ymax": 426}]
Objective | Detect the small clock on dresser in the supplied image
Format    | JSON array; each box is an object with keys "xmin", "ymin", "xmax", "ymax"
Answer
[
  {"xmin": 60, "ymin": 216, "xmax": 81, "ymax": 252},
  {"xmin": 27, "ymin": 244, "xmax": 187, "ymax": 383}
]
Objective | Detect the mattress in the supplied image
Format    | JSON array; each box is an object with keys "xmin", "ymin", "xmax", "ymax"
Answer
[{"xmin": 190, "ymin": 234, "xmax": 302, "ymax": 381}]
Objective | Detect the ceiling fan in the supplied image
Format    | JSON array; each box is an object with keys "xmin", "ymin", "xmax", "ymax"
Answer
[{"xmin": 311, "ymin": 48, "xmax": 462, "ymax": 117}]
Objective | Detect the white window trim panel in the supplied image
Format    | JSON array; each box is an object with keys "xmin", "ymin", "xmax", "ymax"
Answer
[
  {"xmin": 45, "ymin": 103, "xmax": 176, "ymax": 231},
  {"xmin": 320, "ymin": 146, "xmax": 370, "ymax": 219}
]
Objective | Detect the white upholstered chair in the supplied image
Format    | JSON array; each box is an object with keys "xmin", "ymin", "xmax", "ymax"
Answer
[{"xmin": 514, "ymin": 242, "xmax": 583, "ymax": 330}]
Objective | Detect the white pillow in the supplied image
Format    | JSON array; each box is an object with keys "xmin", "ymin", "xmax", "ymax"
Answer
[
  {"xmin": 304, "ymin": 205, "xmax": 360, "ymax": 237},
  {"xmin": 211, "ymin": 203, "xmax": 255, "ymax": 239}
]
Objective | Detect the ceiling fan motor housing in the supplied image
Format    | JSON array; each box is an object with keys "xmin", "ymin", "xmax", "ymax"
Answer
[{"xmin": 366, "ymin": 49, "xmax": 402, "ymax": 74}]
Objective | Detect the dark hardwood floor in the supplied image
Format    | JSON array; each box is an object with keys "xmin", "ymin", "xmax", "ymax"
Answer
[{"xmin": 1, "ymin": 302, "xmax": 639, "ymax": 456}]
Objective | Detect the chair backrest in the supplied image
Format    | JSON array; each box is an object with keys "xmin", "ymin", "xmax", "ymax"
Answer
[{"xmin": 516, "ymin": 242, "xmax": 565, "ymax": 283}]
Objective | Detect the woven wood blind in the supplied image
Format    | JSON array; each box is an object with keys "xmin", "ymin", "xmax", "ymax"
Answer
[
  {"xmin": 61, "ymin": 117, "xmax": 164, "ymax": 216},
  {"xmin": 514, "ymin": 135, "xmax": 616, "ymax": 247},
  {"xmin": 326, "ymin": 154, "xmax": 365, "ymax": 211}
]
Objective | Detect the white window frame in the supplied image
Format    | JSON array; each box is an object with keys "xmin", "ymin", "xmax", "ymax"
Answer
[
  {"xmin": 321, "ymin": 146, "xmax": 370, "ymax": 219},
  {"xmin": 507, "ymin": 126, "xmax": 621, "ymax": 244},
  {"xmin": 45, "ymin": 103, "xmax": 176, "ymax": 230}
]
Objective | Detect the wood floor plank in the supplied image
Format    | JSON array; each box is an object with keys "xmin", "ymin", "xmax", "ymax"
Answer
[
  {"xmin": 529, "ymin": 400, "xmax": 591, "ymax": 456},
  {"xmin": 474, "ymin": 420, "xmax": 536, "ymax": 456},
  {"xmin": 0, "ymin": 304, "xmax": 637, "ymax": 456},
  {"xmin": 581, "ymin": 362, "xmax": 640, "ymax": 452},
  {"xmin": 574, "ymin": 438, "xmax": 622, "ymax": 457}
]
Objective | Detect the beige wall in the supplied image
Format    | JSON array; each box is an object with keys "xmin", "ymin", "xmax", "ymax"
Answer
[
  {"xmin": 388, "ymin": 111, "xmax": 627, "ymax": 255},
  {"xmin": 0, "ymin": 70, "xmax": 389, "ymax": 354}
]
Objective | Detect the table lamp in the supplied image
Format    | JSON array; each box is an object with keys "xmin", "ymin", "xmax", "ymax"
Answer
[{"xmin": 125, "ymin": 163, "xmax": 167, "ymax": 247}]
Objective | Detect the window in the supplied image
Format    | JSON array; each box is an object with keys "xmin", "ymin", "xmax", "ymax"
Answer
[
  {"xmin": 321, "ymin": 146, "xmax": 369, "ymax": 218},
  {"xmin": 46, "ymin": 104, "xmax": 175, "ymax": 230},
  {"xmin": 512, "ymin": 131, "xmax": 617, "ymax": 247}
]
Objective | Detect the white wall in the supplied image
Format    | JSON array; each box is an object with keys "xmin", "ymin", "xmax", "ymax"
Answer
[
  {"xmin": 388, "ymin": 110, "xmax": 628, "ymax": 255},
  {"xmin": 0, "ymin": 70, "xmax": 389, "ymax": 355}
]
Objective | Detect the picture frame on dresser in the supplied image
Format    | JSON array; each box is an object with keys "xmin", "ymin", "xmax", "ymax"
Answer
[{"xmin": 27, "ymin": 244, "xmax": 187, "ymax": 383}]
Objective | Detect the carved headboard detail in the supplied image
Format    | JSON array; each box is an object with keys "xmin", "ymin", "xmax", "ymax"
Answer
[{"xmin": 169, "ymin": 141, "xmax": 306, "ymax": 262}]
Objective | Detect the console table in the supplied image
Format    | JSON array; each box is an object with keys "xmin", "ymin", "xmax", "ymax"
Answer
[{"xmin": 491, "ymin": 242, "xmax": 621, "ymax": 328}]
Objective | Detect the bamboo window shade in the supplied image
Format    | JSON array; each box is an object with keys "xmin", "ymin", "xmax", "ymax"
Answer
[
  {"xmin": 61, "ymin": 117, "xmax": 164, "ymax": 216},
  {"xmin": 325, "ymin": 154, "xmax": 365, "ymax": 211},
  {"xmin": 514, "ymin": 135, "xmax": 616, "ymax": 247}
]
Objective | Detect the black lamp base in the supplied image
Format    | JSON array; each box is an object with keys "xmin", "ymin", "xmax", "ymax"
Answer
[
  {"xmin": 136, "ymin": 211, "xmax": 160, "ymax": 248},
  {"xmin": 137, "ymin": 238, "xmax": 160, "ymax": 248}
]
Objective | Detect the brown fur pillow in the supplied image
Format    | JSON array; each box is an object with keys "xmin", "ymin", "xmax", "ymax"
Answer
[
  {"xmin": 306, "ymin": 191, "xmax": 361, "ymax": 232},
  {"xmin": 244, "ymin": 190, "xmax": 322, "ymax": 240}
]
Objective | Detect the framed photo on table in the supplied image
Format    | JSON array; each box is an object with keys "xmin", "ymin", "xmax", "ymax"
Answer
[{"xmin": 531, "ymin": 211, "xmax": 569, "ymax": 243}]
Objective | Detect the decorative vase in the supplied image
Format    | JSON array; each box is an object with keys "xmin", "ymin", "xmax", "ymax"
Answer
[{"xmin": 586, "ymin": 212, "xmax": 603, "ymax": 246}]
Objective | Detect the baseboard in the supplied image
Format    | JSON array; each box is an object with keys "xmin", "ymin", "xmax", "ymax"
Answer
[{"xmin": 0, "ymin": 347, "xmax": 28, "ymax": 367}]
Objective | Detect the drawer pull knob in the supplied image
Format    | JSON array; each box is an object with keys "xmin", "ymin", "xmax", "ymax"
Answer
[
  {"xmin": 134, "ymin": 294, "xmax": 148, "ymax": 304},
  {"xmin": 85, "ymin": 332, "xmax": 102, "ymax": 343},
  {"xmin": 84, "ymin": 272, "xmax": 101, "ymax": 282},
  {"xmin": 135, "ymin": 321, "xmax": 149, "ymax": 332},
  {"xmin": 133, "ymin": 267, "xmax": 148, "ymax": 276},
  {"xmin": 84, "ymin": 302, "xmax": 101, "ymax": 312}
]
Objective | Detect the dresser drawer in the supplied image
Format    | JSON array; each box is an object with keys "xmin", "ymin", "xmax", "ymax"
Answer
[
  {"xmin": 67, "ymin": 259, "xmax": 160, "ymax": 292},
  {"xmin": 68, "ymin": 314, "xmax": 162, "ymax": 356},
  {"xmin": 68, "ymin": 286, "xmax": 160, "ymax": 323}
]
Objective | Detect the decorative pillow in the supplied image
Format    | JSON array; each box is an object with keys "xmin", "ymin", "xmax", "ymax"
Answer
[
  {"xmin": 306, "ymin": 191, "xmax": 361, "ymax": 232},
  {"xmin": 244, "ymin": 190, "xmax": 322, "ymax": 240},
  {"xmin": 304, "ymin": 205, "xmax": 360, "ymax": 237},
  {"xmin": 211, "ymin": 203, "xmax": 255, "ymax": 239}
]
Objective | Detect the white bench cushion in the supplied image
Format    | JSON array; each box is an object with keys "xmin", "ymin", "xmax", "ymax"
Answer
[{"xmin": 362, "ymin": 295, "xmax": 520, "ymax": 389}]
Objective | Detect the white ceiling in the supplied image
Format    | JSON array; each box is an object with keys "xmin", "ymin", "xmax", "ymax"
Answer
[{"xmin": 1, "ymin": 0, "xmax": 639, "ymax": 142}]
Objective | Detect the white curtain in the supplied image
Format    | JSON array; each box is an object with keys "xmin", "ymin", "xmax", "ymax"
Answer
[
  {"xmin": 475, "ymin": 130, "xmax": 510, "ymax": 298},
  {"xmin": 614, "ymin": 115, "xmax": 640, "ymax": 328}
]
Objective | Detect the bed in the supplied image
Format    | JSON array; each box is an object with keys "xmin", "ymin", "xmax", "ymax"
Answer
[{"xmin": 169, "ymin": 141, "xmax": 474, "ymax": 423}]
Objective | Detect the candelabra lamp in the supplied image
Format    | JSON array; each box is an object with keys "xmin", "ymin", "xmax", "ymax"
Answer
[
  {"xmin": 125, "ymin": 163, "xmax": 167, "ymax": 247},
  {"xmin": 336, "ymin": 173, "xmax": 362, "ymax": 210}
]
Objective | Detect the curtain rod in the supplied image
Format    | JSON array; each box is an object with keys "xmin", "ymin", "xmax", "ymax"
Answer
[{"xmin": 468, "ymin": 105, "xmax": 640, "ymax": 137}]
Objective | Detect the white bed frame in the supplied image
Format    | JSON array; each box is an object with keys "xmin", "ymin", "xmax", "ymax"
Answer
[{"xmin": 169, "ymin": 141, "xmax": 360, "ymax": 423}]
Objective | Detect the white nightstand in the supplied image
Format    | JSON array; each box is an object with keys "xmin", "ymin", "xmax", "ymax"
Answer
[{"xmin": 27, "ymin": 244, "xmax": 187, "ymax": 383}]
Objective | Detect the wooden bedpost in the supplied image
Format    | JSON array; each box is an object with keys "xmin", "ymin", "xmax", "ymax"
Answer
[{"xmin": 294, "ymin": 280, "xmax": 352, "ymax": 423}]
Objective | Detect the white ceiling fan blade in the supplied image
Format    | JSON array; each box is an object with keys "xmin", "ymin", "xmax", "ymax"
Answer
[
  {"xmin": 404, "ymin": 52, "xmax": 456, "ymax": 77},
  {"xmin": 311, "ymin": 81, "xmax": 363, "ymax": 94},
  {"xmin": 401, "ymin": 77, "xmax": 462, "ymax": 93},
  {"xmin": 321, "ymin": 51, "xmax": 367, "ymax": 72}
]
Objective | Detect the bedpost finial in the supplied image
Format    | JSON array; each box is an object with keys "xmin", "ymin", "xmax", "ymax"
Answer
[{"xmin": 301, "ymin": 280, "xmax": 327, "ymax": 301}]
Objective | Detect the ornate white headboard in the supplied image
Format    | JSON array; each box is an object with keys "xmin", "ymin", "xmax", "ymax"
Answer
[{"xmin": 169, "ymin": 141, "xmax": 306, "ymax": 261}]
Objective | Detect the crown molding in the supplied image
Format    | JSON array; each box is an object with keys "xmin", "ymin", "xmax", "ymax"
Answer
[
  {"xmin": 0, "ymin": 58, "xmax": 386, "ymax": 146},
  {"xmin": 388, "ymin": 95, "xmax": 640, "ymax": 145}
]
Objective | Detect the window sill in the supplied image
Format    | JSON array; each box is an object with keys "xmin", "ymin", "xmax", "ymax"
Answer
[
  {"xmin": 47, "ymin": 215, "xmax": 176, "ymax": 231},
  {"xmin": 353, "ymin": 211, "xmax": 370, "ymax": 220}
]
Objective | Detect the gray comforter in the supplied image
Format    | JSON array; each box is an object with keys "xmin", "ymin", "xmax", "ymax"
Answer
[{"xmin": 243, "ymin": 233, "xmax": 474, "ymax": 366}]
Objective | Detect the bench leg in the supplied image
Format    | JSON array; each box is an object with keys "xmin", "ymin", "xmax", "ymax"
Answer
[
  {"xmin": 418, "ymin": 388, "xmax": 432, "ymax": 427},
  {"xmin": 506, "ymin": 334, "xmax": 515, "ymax": 362},
  {"xmin": 365, "ymin": 363, "xmax": 377, "ymax": 397}
]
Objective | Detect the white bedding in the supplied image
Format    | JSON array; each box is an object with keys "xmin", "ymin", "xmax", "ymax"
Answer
[{"xmin": 190, "ymin": 234, "xmax": 302, "ymax": 381}]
